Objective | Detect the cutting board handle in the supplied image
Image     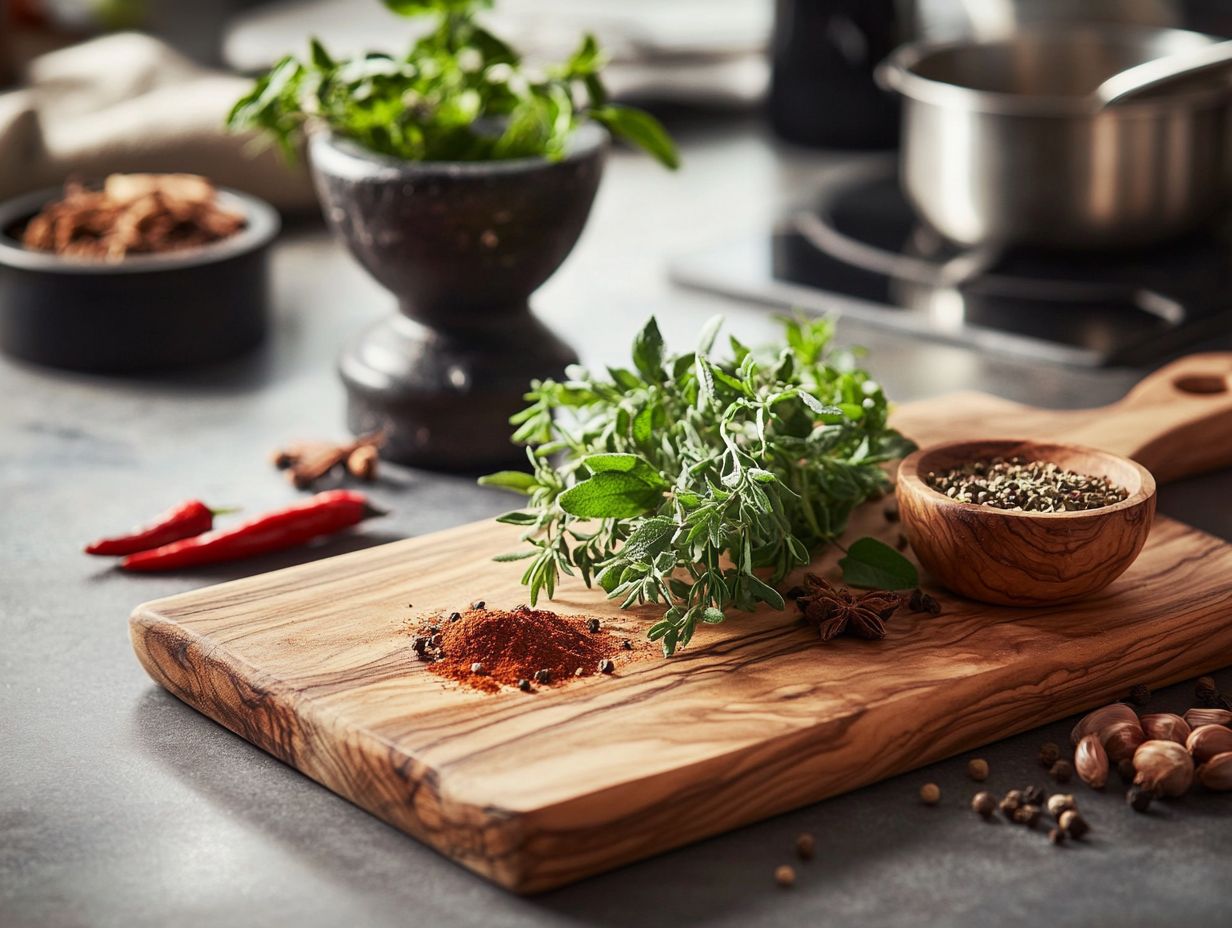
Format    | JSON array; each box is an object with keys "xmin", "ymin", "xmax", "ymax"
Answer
[{"xmin": 1092, "ymin": 352, "xmax": 1232, "ymax": 485}]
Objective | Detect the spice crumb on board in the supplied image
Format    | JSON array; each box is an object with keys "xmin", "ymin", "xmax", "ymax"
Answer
[{"xmin": 409, "ymin": 605, "xmax": 643, "ymax": 693}]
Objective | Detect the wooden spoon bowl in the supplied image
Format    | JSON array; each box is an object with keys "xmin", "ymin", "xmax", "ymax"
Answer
[{"xmin": 896, "ymin": 440, "xmax": 1156, "ymax": 606}]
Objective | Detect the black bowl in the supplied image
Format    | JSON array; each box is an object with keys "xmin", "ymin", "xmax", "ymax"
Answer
[{"xmin": 0, "ymin": 187, "xmax": 279, "ymax": 373}]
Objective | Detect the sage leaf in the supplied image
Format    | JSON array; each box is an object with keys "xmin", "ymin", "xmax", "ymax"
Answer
[
  {"xmin": 559, "ymin": 472, "xmax": 663, "ymax": 518},
  {"xmin": 620, "ymin": 516, "xmax": 676, "ymax": 562},
  {"xmin": 478, "ymin": 470, "xmax": 537, "ymax": 493},
  {"xmin": 632, "ymin": 317, "xmax": 665, "ymax": 383},
  {"xmin": 582, "ymin": 452, "xmax": 669, "ymax": 488}
]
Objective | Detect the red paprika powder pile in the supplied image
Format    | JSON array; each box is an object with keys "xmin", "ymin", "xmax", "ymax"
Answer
[{"xmin": 413, "ymin": 605, "xmax": 629, "ymax": 693}]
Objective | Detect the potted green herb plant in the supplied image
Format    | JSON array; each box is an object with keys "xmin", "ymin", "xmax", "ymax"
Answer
[{"xmin": 228, "ymin": 0, "xmax": 678, "ymax": 469}]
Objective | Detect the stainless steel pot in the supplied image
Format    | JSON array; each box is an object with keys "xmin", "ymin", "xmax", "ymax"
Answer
[{"xmin": 878, "ymin": 26, "xmax": 1232, "ymax": 249}]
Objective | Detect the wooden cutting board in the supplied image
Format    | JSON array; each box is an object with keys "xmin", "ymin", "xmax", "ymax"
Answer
[{"xmin": 130, "ymin": 353, "xmax": 1232, "ymax": 893}]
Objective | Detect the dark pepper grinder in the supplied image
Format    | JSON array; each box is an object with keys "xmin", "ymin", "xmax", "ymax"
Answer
[{"xmin": 768, "ymin": 0, "xmax": 903, "ymax": 149}]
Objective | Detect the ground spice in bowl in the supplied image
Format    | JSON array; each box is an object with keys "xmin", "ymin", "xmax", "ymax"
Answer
[
  {"xmin": 925, "ymin": 456, "xmax": 1129, "ymax": 512},
  {"xmin": 21, "ymin": 174, "xmax": 246, "ymax": 261},
  {"xmin": 412, "ymin": 605, "xmax": 628, "ymax": 693}
]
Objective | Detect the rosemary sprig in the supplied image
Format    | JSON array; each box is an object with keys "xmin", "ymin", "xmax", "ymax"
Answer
[{"xmin": 480, "ymin": 316, "xmax": 917, "ymax": 655}]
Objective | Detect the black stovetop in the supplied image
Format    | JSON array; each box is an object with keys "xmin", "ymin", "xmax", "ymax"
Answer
[{"xmin": 670, "ymin": 159, "xmax": 1232, "ymax": 366}]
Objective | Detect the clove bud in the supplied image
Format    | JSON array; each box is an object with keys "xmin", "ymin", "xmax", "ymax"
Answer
[
  {"xmin": 1140, "ymin": 712, "xmax": 1191, "ymax": 746},
  {"xmin": 1186, "ymin": 724, "xmax": 1232, "ymax": 764},
  {"xmin": 1075, "ymin": 734, "xmax": 1109, "ymax": 789},
  {"xmin": 1132, "ymin": 740, "xmax": 1194, "ymax": 797}
]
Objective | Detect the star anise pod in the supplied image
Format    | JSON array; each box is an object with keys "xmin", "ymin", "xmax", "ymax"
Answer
[{"xmin": 793, "ymin": 575, "xmax": 901, "ymax": 642}]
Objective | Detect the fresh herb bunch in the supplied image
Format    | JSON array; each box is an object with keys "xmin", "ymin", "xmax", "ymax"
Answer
[
  {"xmin": 480, "ymin": 316, "xmax": 918, "ymax": 655},
  {"xmin": 227, "ymin": 0, "xmax": 678, "ymax": 168}
]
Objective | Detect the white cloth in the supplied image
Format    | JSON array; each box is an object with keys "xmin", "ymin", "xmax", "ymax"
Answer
[{"xmin": 0, "ymin": 32, "xmax": 316, "ymax": 211}]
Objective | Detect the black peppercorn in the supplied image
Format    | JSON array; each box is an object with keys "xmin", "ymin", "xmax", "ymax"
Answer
[
  {"xmin": 533, "ymin": 669, "xmax": 551, "ymax": 684},
  {"xmin": 907, "ymin": 588, "xmax": 942, "ymax": 615},
  {"xmin": 1195, "ymin": 676, "xmax": 1220, "ymax": 707},
  {"xmin": 448, "ymin": 611, "xmax": 461, "ymax": 623},
  {"xmin": 517, "ymin": 678, "xmax": 532, "ymax": 692},
  {"xmin": 1022, "ymin": 785, "xmax": 1047, "ymax": 806},
  {"xmin": 1059, "ymin": 810, "xmax": 1089, "ymax": 840},
  {"xmin": 1039, "ymin": 742, "xmax": 1061, "ymax": 768},
  {"xmin": 411, "ymin": 635, "xmax": 427, "ymax": 654},
  {"xmin": 794, "ymin": 833, "xmax": 815, "ymax": 861},
  {"xmin": 1047, "ymin": 827, "xmax": 1066, "ymax": 845},
  {"xmin": 622, "ymin": 639, "xmax": 633, "ymax": 650},
  {"xmin": 774, "ymin": 865, "xmax": 795, "ymax": 888},
  {"xmin": 587, "ymin": 618, "xmax": 601, "ymax": 633},
  {"xmin": 470, "ymin": 662, "xmax": 486, "ymax": 675},
  {"xmin": 1049, "ymin": 760, "xmax": 1073, "ymax": 784},
  {"xmin": 598, "ymin": 658, "xmax": 615, "ymax": 675},
  {"xmin": 1127, "ymin": 785, "xmax": 1153, "ymax": 812},
  {"xmin": 1012, "ymin": 804, "xmax": 1041, "ymax": 827},
  {"xmin": 972, "ymin": 791, "xmax": 996, "ymax": 818},
  {"xmin": 999, "ymin": 789, "xmax": 1022, "ymax": 820},
  {"xmin": 428, "ymin": 633, "xmax": 442, "ymax": 647},
  {"xmin": 471, "ymin": 600, "xmax": 486, "ymax": 610}
]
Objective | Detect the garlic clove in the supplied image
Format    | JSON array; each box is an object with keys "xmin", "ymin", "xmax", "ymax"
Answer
[
  {"xmin": 1071, "ymin": 703, "xmax": 1140, "ymax": 746},
  {"xmin": 1183, "ymin": 707, "xmax": 1232, "ymax": 729},
  {"xmin": 1133, "ymin": 739, "xmax": 1194, "ymax": 797},
  {"xmin": 1197, "ymin": 752, "xmax": 1232, "ymax": 791},
  {"xmin": 1100, "ymin": 719, "xmax": 1146, "ymax": 763},
  {"xmin": 1140, "ymin": 712, "xmax": 1191, "ymax": 745},
  {"xmin": 1075, "ymin": 733, "xmax": 1109, "ymax": 789},
  {"xmin": 1186, "ymin": 724, "xmax": 1232, "ymax": 764}
]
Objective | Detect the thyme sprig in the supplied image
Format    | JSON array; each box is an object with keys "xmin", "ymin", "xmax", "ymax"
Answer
[{"xmin": 480, "ymin": 316, "xmax": 917, "ymax": 655}]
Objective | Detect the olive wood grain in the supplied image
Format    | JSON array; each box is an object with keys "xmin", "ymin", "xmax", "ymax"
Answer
[
  {"xmin": 897, "ymin": 440, "xmax": 1156, "ymax": 605},
  {"xmin": 130, "ymin": 352, "xmax": 1232, "ymax": 894}
]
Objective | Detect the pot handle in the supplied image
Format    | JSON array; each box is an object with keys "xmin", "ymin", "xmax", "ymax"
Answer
[{"xmin": 873, "ymin": 57, "xmax": 901, "ymax": 94}]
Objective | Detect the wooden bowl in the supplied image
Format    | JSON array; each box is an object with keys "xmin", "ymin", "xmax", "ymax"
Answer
[{"xmin": 896, "ymin": 440, "xmax": 1156, "ymax": 606}]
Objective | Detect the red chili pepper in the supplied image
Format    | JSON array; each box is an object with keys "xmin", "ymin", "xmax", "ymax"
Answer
[
  {"xmin": 85, "ymin": 500, "xmax": 236, "ymax": 556},
  {"xmin": 119, "ymin": 490, "xmax": 385, "ymax": 572}
]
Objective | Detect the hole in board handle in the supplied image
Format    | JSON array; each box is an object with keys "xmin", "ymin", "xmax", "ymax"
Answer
[{"xmin": 1173, "ymin": 374, "xmax": 1229, "ymax": 395}]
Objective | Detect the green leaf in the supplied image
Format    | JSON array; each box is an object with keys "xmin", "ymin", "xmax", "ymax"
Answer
[
  {"xmin": 839, "ymin": 537, "xmax": 919, "ymax": 590},
  {"xmin": 581, "ymin": 453, "xmax": 669, "ymax": 489},
  {"xmin": 631, "ymin": 317, "xmax": 665, "ymax": 383},
  {"xmin": 309, "ymin": 38, "xmax": 334, "ymax": 70},
  {"xmin": 590, "ymin": 104, "xmax": 680, "ymax": 170},
  {"xmin": 492, "ymin": 550, "xmax": 537, "ymax": 562},
  {"xmin": 632, "ymin": 404, "xmax": 655, "ymax": 446},
  {"xmin": 495, "ymin": 510, "xmax": 539, "ymax": 525},
  {"xmin": 558, "ymin": 473, "xmax": 663, "ymax": 519},
  {"xmin": 383, "ymin": 0, "xmax": 484, "ymax": 15},
  {"xmin": 796, "ymin": 390, "xmax": 844, "ymax": 418},
  {"xmin": 478, "ymin": 470, "xmax": 537, "ymax": 493},
  {"xmin": 620, "ymin": 516, "xmax": 676, "ymax": 562}
]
